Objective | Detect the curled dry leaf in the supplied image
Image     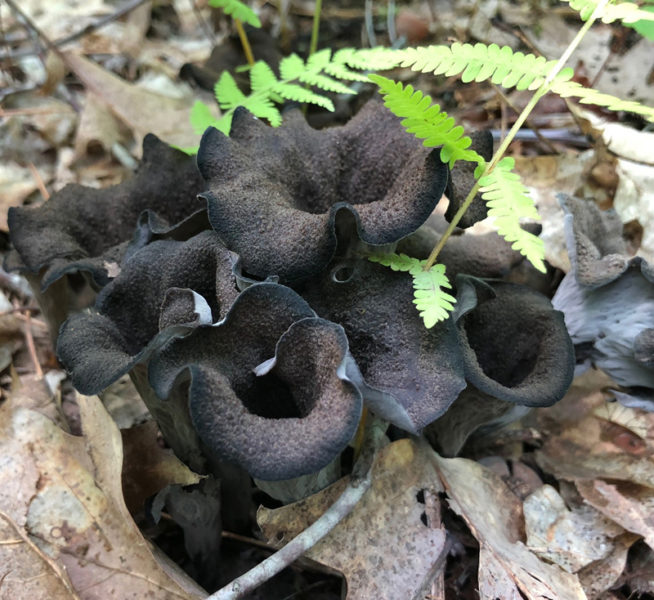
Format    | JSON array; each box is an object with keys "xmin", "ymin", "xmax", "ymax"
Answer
[
  {"xmin": 257, "ymin": 439, "xmax": 447, "ymax": 600},
  {"xmin": 576, "ymin": 480, "xmax": 654, "ymax": 551},
  {"xmin": 0, "ymin": 394, "xmax": 206, "ymax": 599},
  {"xmin": 523, "ymin": 484, "xmax": 624, "ymax": 573},
  {"xmin": 536, "ymin": 391, "xmax": 654, "ymax": 487},
  {"xmin": 434, "ymin": 455, "xmax": 587, "ymax": 600}
]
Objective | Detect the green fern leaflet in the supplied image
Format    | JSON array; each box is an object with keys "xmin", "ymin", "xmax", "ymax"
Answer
[
  {"xmin": 369, "ymin": 74, "xmax": 485, "ymax": 168},
  {"xmin": 564, "ymin": 0, "xmax": 654, "ymax": 23},
  {"xmin": 208, "ymin": 0, "xmax": 261, "ymax": 28},
  {"xmin": 479, "ymin": 158, "xmax": 546, "ymax": 273},
  {"xmin": 368, "ymin": 253, "xmax": 456, "ymax": 328}
]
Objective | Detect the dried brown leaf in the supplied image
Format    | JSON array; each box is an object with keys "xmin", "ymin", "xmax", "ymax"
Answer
[
  {"xmin": 434, "ymin": 455, "xmax": 587, "ymax": 600},
  {"xmin": 258, "ymin": 439, "xmax": 447, "ymax": 600},
  {"xmin": 0, "ymin": 395, "xmax": 206, "ymax": 599},
  {"xmin": 576, "ymin": 479, "xmax": 654, "ymax": 550},
  {"xmin": 63, "ymin": 52, "xmax": 198, "ymax": 151}
]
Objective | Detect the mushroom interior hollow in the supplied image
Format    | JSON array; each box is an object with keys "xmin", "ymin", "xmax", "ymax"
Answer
[
  {"xmin": 233, "ymin": 370, "xmax": 312, "ymax": 419},
  {"xmin": 462, "ymin": 301, "xmax": 540, "ymax": 387}
]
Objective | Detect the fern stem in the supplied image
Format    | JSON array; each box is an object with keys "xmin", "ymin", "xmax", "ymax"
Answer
[
  {"xmin": 423, "ymin": 0, "xmax": 609, "ymax": 271},
  {"xmin": 235, "ymin": 18, "xmax": 255, "ymax": 66},
  {"xmin": 309, "ymin": 0, "xmax": 323, "ymax": 57}
]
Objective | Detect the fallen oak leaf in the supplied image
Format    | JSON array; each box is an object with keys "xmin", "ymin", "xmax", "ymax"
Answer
[
  {"xmin": 63, "ymin": 52, "xmax": 200, "ymax": 151},
  {"xmin": 0, "ymin": 394, "xmax": 206, "ymax": 599},
  {"xmin": 256, "ymin": 439, "xmax": 447, "ymax": 600},
  {"xmin": 433, "ymin": 455, "xmax": 587, "ymax": 600}
]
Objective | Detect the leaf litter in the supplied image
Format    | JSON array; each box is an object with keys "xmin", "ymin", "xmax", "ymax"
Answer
[{"xmin": 2, "ymin": 0, "xmax": 654, "ymax": 598}]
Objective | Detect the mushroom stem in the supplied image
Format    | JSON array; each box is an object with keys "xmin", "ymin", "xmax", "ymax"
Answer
[{"xmin": 207, "ymin": 418, "xmax": 387, "ymax": 600}]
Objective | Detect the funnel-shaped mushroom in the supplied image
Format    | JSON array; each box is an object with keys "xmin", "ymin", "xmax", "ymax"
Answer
[
  {"xmin": 57, "ymin": 231, "xmax": 239, "ymax": 394},
  {"xmin": 454, "ymin": 275, "xmax": 574, "ymax": 407},
  {"xmin": 552, "ymin": 195, "xmax": 654, "ymax": 406},
  {"xmin": 198, "ymin": 99, "xmax": 449, "ymax": 282},
  {"xmin": 148, "ymin": 283, "xmax": 362, "ymax": 481},
  {"xmin": 299, "ymin": 259, "xmax": 467, "ymax": 432},
  {"xmin": 7, "ymin": 134, "xmax": 206, "ymax": 291}
]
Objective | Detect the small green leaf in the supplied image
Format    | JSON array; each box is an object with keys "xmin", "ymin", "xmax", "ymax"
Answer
[
  {"xmin": 190, "ymin": 100, "xmax": 218, "ymax": 135},
  {"xmin": 208, "ymin": 0, "xmax": 261, "ymax": 27}
]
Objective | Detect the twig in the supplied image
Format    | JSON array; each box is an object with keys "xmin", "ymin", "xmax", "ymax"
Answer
[
  {"xmin": 0, "ymin": 511, "xmax": 81, "ymax": 599},
  {"xmin": 22, "ymin": 310, "xmax": 44, "ymax": 380},
  {"xmin": 364, "ymin": 0, "xmax": 377, "ymax": 47},
  {"xmin": 28, "ymin": 162, "xmax": 50, "ymax": 200},
  {"xmin": 386, "ymin": 0, "xmax": 397, "ymax": 44},
  {"xmin": 208, "ymin": 419, "xmax": 387, "ymax": 600},
  {"xmin": 0, "ymin": 0, "xmax": 150, "ymax": 60},
  {"xmin": 491, "ymin": 83, "xmax": 559, "ymax": 154}
]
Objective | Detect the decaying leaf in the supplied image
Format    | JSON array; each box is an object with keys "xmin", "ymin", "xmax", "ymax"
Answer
[
  {"xmin": 0, "ymin": 394, "xmax": 206, "ymax": 599},
  {"xmin": 523, "ymin": 484, "xmax": 624, "ymax": 573},
  {"xmin": 434, "ymin": 455, "xmax": 587, "ymax": 600},
  {"xmin": 536, "ymin": 387, "xmax": 654, "ymax": 487},
  {"xmin": 121, "ymin": 420, "xmax": 202, "ymax": 516},
  {"xmin": 63, "ymin": 52, "xmax": 199, "ymax": 151},
  {"xmin": 257, "ymin": 439, "xmax": 447, "ymax": 600},
  {"xmin": 576, "ymin": 480, "xmax": 654, "ymax": 551}
]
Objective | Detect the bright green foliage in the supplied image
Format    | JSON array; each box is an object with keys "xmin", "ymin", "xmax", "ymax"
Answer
[
  {"xmin": 368, "ymin": 253, "xmax": 456, "ymax": 328},
  {"xmin": 552, "ymin": 78, "xmax": 654, "ymax": 123},
  {"xmin": 564, "ymin": 0, "xmax": 654, "ymax": 23},
  {"xmin": 395, "ymin": 43, "xmax": 572, "ymax": 91},
  {"xmin": 479, "ymin": 158, "xmax": 546, "ymax": 273},
  {"xmin": 369, "ymin": 74, "xmax": 485, "ymax": 168},
  {"xmin": 208, "ymin": 0, "xmax": 261, "ymax": 27},
  {"xmin": 626, "ymin": 4, "xmax": 654, "ymax": 39},
  {"xmin": 184, "ymin": 47, "xmax": 400, "ymax": 152}
]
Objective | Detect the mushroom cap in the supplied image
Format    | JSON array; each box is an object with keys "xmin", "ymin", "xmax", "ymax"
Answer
[
  {"xmin": 299, "ymin": 259, "xmax": 467, "ymax": 432},
  {"xmin": 149, "ymin": 283, "xmax": 362, "ymax": 480},
  {"xmin": 454, "ymin": 275, "xmax": 575, "ymax": 407},
  {"xmin": 57, "ymin": 231, "xmax": 239, "ymax": 394},
  {"xmin": 7, "ymin": 134, "xmax": 206, "ymax": 291},
  {"xmin": 197, "ymin": 99, "xmax": 449, "ymax": 282}
]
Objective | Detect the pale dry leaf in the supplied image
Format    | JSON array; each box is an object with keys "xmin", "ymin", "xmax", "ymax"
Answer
[
  {"xmin": 63, "ymin": 52, "xmax": 199, "ymax": 152},
  {"xmin": 0, "ymin": 395, "xmax": 206, "ymax": 599},
  {"xmin": 258, "ymin": 439, "xmax": 447, "ymax": 600},
  {"xmin": 576, "ymin": 534, "xmax": 636, "ymax": 600},
  {"xmin": 513, "ymin": 150, "xmax": 598, "ymax": 273},
  {"xmin": 576, "ymin": 479, "xmax": 654, "ymax": 550},
  {"xmin": 523, "ymin": 484, "xmax": 624, "ymax": 573},
  {"xmin": 536, "ymin": 389, "xmax": 654, "ymax": 488},
  {"xmin": 74, "ymin": 94, "xmax": 130, "ymax": 160},
  {"xmin": 434, "ymin": 455, "xmax": 587, "ymax": 600},
  {"xmin": 614, "ymin": 157, "xmax": 654, "ymax": 264}
]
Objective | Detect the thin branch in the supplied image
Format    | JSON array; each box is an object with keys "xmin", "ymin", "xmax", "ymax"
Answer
[
  {"xmin": 0, "ymin": 0, "xmax": 150, "ymax": 60},
  {"xmin": 208, "ymin": 419, "xmax": 387, "ymax": 600}
]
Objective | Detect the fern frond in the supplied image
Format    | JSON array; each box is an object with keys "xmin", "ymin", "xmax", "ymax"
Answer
[
  {"xmin": 412, "ymin": 265, "xmax": 457, "ymax": 329},
  {"xmin": 208, "ymin": 0, "xmax": 261, "ymax": 28},
  {"xmin": 214, "ymin": 71, "xmax": 247, "ymax": 109},
  {"xmin": 396, "ymin": 43, "xmax": 572, "ymax": 92},
  {"xmin": 564, "ymin": 0, "xmax": 654, "ymax": 23},
  {"xmin": 370, "ymin": 74, "xmax": 485, "ymax": 168},
  {"xmin": 479, "ymin": 158, "xmax": 546, "ymax": 273},
  {"xmin": 192, "ymin": 48, "xmax": 404, "ymax": 139},
  {"xmin": 552, "ymin": 79, "xmax": 654, "ymax": 123},
  {"xmin": 190, "ymin": 100, "xmax": 219, "ymax": 135},
  {"xmin": 368, "ymin": 253, "xmax": 456, "ymax": 328},
  {"xmin": 368, "ymin": 252, "xmax": 422, "ymax": 274}
]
